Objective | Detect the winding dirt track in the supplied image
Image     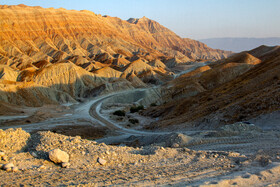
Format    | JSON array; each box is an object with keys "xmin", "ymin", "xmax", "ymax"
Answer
[
  {"xmin": 87, "ymin": 89, "xmax": 280, "ymax": 155},
  {"xmin": 88, "ymin": 89, "xmax": 166, "ymax": 136}
]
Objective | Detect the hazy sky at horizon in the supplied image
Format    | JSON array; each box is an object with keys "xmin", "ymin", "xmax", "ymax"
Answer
[{"xmin": 2, "ymin": 0, "xmax": 280, "ymax": 40}]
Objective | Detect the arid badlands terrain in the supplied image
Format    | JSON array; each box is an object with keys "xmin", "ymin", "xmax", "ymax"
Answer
[{"xmin": 0, "ymin": 4, "xmax": 280, "ymax": 186}]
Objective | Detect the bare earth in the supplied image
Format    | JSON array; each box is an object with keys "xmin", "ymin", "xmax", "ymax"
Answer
[{"xmin": 1, "ymin": 89, "xmax": 280, "ymax": 186}]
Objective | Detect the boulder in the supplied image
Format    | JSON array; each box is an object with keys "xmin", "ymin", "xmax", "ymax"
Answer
[{"xmin": 48, "ymin": 149, "xmax": 69, "ymax": 164}]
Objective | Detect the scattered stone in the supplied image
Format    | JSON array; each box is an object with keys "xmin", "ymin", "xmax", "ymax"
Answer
[
  {"xmin": 31, "ymin": 152, "xmax": 38, "ymax": 158},
  {"xmin": 39, "ymin": 165, "xmax": 46, "ymax": 170},
  {"xmin": 220, "ymin": 122, "xmax": 262, "ymax": 133},
  {"xmin": 61, "ymin": 162, "xmax": 70, "ymax": 168},
  {"xmin": 172, "ymin": 143, "xmax": 179, "ymax": 148},
  {"xmin": 259, "ymin": 157, "xmax": 271, "ymax": 167},
  {"xmin": 5, "ymin": 167, "xmax": 12, "ymax": 172},
  {"xmin": 2, "ymin": 155, "xmax": 8, "ymax": 161},
  {"xmin": 12, "ymin": 167, "xmax": 19, "ymax": 172},
  {"xmin": 2, "ymin": 163, "xmax": 14, "ymax": 171},
  {"xmin": 228, "ymin": 152, "xmax": 240, "ymax": 157},
  {"xmin": 97, "ymin": 157, "xmax": 107, "ymax": 165},
  {"xmin": 127, "ymin": 133, "xmax": 192, "ymax": 147},
  {"xmin": 213, "ymin": 154, "xmax": 218, "ymax": 158},
  {"xmin": 72, "ymin": 137, "xmax": 81, "ymax": 144},
  {"xmin": 49, "ymin": 149, "xmax": 69, "ymax": 164}
]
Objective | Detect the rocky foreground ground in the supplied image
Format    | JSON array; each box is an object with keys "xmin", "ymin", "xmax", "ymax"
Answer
[{"xmin": 1, "ymin": 128, "xmax": 280, "ymax": 186}]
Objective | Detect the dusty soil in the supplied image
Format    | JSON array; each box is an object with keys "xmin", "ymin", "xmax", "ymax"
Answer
[
  {"xmin": 48, "ymin": 124, "xmax": 109, "ymax": 140},
  {"xmin": 0, "ymin": 104, "xmax": 73, "ymax": 127},
  {"xmin": 1, "ymin": 128, "xmax": 280, "ymax": 186}
]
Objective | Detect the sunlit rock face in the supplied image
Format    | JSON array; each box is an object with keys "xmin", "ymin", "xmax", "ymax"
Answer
[{"xmin": 0, "ymin": 4, "xmax": 231, "ymax": 106}]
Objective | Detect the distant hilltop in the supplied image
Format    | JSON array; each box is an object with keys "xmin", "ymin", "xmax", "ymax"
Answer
[{"xmin": 200, "ymin": 37, "xmax": 280, "ymax": 52}]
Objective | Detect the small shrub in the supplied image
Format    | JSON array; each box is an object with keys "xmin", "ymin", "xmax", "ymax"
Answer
[
  {"xmin": 129, "ymin": 118, "xmax": 139, "ymax": 124},
  {"xmin": 130, "ymin": 105, "xmax": 144, "ymax": 113},
  {"xmin": 150, "ymin": 103, "xmax": 157, "ymax": 107},
  {"xmin": 207, "ymin": 97, "xmax": 213, "ymax": 101},
  {"xmin": 273, "ymin": 75, "xmax": 279, "ymax": 80},
  {"xmin": 113, "ymin": 110, "xmax": 126, "ymax": 116}
]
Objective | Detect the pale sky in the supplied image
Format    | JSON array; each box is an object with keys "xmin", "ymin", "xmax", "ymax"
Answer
[{"xmin": 2, "ymin": 0, "xmax": 280, "ymax": 39}]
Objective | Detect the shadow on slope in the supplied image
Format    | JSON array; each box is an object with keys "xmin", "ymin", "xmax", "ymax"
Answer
[{"xmin": 144, "ymin": 45, "xmax": 280, "ymax": 130}]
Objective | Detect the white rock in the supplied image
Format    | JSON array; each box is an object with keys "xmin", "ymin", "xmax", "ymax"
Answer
[
  {"xmin": 97, "ymin": 157, "xmax": 107, "ymax": 165},
  {"xmin": 61, "ymin": 162, "xmax": 70, "ymax": 168},
  {"xmin": 31, "ymin": 152, "xmax": 38, "ymax": 158},
  {"xmin": 39, "ymin": 165, "xmax": 46, "ymax": 170},
  {"xmin": 49, "ymin": 149, "xmax": 69, "ymax": 164}
]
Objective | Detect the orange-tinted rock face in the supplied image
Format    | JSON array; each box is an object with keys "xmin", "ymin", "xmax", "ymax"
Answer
[
  {"xmin": 0, "ymin": 4, "xmax": 231, "ymax": 70},
  {"xmin": 0, "ymin": 4, "xmax": 233, "ymax": 107}
]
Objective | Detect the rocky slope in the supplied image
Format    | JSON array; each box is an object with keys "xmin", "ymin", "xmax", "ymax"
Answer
[
  {"xmin": 144, "ymin": 45, "xmax": 280, "ymax": 129},
  {"xmin": 126, "ymin": 16, "xmax": 231, "ymax": 60},
  {"xmin": 0, "ymin": 4, "xmax": 231, "ymax": 68},
  {"xmin": 1, "ymin": 128, "xmax": 280, "ymax": 186}
]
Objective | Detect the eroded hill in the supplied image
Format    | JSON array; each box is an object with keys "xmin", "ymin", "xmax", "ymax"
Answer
[
  {"xmin": 0, "ymin": 4, "xmax": 231, "ymax": 107},
  {"xmin": 144, "ymin": 45, "xmax": 280, "ymax": 130}
]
